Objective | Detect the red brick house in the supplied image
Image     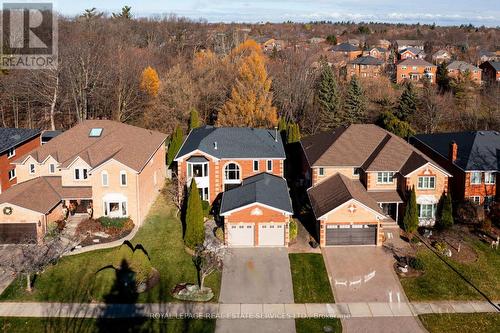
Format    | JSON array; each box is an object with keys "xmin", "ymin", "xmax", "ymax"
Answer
[
  {"xmin": 411, "ymin": 131, "xmax": 499, "ymax": 207},
  {"xmin": 174, "ymin": 126, "xmax": 292, "ymax": 247},
  {"xmin": 396, "ymin": 58, "xmax": 437, "ymax": 84},
  {"xmin": 0, "ymin": 128, "xmax": 41, "ymax": 194},
  {"xmin": 346, "ymin": 56, "xmax": 384, "ymax": 80},
  {"xmin": 447, "ymin": 61, "xmax": 482, "ymax": 85}
]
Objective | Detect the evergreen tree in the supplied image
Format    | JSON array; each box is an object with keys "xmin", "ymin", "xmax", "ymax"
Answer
[
  {"xmin": 189, "ymin": 108, "xmax": 200, "ymax": 131},
  {"xmin": 403, "ymin": 187, "xmax": 419, "ymax": 235},
  {"xmin": 436, "ymin": 62, "xmax": 450, "ymax": 92},
  {"xmin": 376, "ymin": 111, "xmax": 416, "ymax": 138},
  {"xmin": 343, "ymin": 75, "xmax": 366, "ymax": 125},
  {"xmin": 326, "ymin": 35, "xmax": 337, "ymax": 45},
  {"xmin": 317, "ymin": 63, "xmax": 341, "ymax": 129},
  {"xmin": 278, "ymin": 116, "xmax": 287, "ymax": 133},
  {"xmin": 395, "ymin": 82, "xmax": 417, "ymax": 121},
  {"xmin": 184, "ymin": 179, "xmax": 205, "ymax": 249},
  {"xmin": 286, "ymin": 122, "xmax": 301, "ymax": 144},
  {"xmin": 167, "ymin": 125, "xmax": 184, "ymax": 167},
  {"xmin": 437, "ymin": 192, "xmax": 454, "ymax": 230}
]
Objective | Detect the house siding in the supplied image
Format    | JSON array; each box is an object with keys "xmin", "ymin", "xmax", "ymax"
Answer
[{"xmin": 0, "ymin": 136, "xmax": 40, "ymax": 192}]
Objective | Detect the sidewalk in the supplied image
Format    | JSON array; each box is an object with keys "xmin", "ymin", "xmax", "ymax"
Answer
[{"xmin": 0, "ymin": 301, "xmax": 497, "ymax": 319}]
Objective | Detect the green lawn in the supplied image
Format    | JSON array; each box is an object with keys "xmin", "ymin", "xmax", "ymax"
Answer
[
  {"xmin": 289, "ymin": 253, "xmax": 334, "ymax": 303},
  {"xmin": 0, "ymin": 317, "xmax": 215, "ymax": 333},
  {"xmin": 295, "ymin": 318, "xmax": 342, "ymax": 333},
  {"xmin": 419, "ymin": 313, "xmax": 500, "ymax": 333},
  {"xmin": 0, "ymin": 193, "xmax": 221, "ymax": 303},
  {"xmin": 400, "ymin": 238, "xmax": 500, "ymax": 301}
]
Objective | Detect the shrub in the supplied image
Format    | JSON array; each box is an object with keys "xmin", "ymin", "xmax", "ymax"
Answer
[
  {"xmin": 455, "ymin": 200, "xmax": 478, "ymax": 224},
  {"xmin": 130, "ymin": 249, "xmax": 152, "ymax": 285},
  {"xmin": 99, "ymin": 217, "xmax": 129, "ymax": 228},
  {"xmin": 434, "ymin": 240, "xmax": 447, "ymax": 254},
  {"xmin": 410, "ymin": 236, "xmax": 420, "ymax": 244},
  {"xmin": 215, "ymin": 227, "xmax": 224, "ymax": 242},
  {"xmin": 184, "ymin": 179, "xmax": 205, "ymax": 249},
  {"xmin": 289, "ymin": 219, "xmax": 298, "ymax": 242},
  {"xmin": 201, "ymin": 201, "xmax": 211, "ymax": 218},
  {"xmin": 403, "ymin": 187, "xmax": 419, "ymax": 235},
  {"xmin": 436, "ymin": 192, "xmax": 454, "ymax": 230},
  {"xmin": 409, "ymin": 257, "xmax": 425, "ymax": 271}
]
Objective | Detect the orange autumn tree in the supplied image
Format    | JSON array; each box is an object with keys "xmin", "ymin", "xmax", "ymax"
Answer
[
  {"xmin": 217, "ymin": 44, "xmax": 277, "ymax": 128},
  {"xmin": 140, "ymin": 66, "xmax": 160, "ymax": 97}
]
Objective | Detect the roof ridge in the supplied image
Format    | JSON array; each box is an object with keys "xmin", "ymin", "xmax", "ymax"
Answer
[
  {"xmin": 40, "ymin": 176, "xmax": 62, "ymax": 198},
  {"xmin": 313, "ymin": 127, "xmax": 347, "ymax": 166}
]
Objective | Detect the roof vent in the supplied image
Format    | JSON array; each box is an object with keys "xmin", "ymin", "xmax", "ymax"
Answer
[
  {"xmin": 478, "ymin": 131, "xmax": 484, "ymax": 135},
  {"xmin": 214, "ymin": 141, "xmax": 218, "ymax": 150},
  {"xmin": 89, "ymin": 128, "xmax": 103, "ymax": 137}
]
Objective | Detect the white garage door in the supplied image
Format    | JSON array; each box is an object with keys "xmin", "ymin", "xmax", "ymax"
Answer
[
  {"xmin": 228, "ymin": 223, "xmax": 254, "ymax": 247},
  {"xmin": 258, "ymin": 223, "xmax": 285, "ymax": 246}
]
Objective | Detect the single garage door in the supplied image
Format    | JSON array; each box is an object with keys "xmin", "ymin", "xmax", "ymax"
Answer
[
  {"xmin": 258, "ymin": 223, "xmax": 285, "ymax": 246},
  {"xmin": 228, "ymin": 223, "xmax": 254, "ymax": 246},
  {"xmin": 0, "ymin": 223, "xmax": 37, "ymax": 244},
  {"xmin": 326, "ymin": 224, "xmax": 377, "ymax": 246}
]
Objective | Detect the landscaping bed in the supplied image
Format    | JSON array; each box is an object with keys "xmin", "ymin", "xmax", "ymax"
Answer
[
  {"xmin": 75, "ymin": 217, "xmax": 134, "ymax": 247},
  {"xmin": 419, "ymin": 313, "xmax": 500, "ymax": 333},
  {"xmin": 289, "ymin": 253, "xmax": 334, "ymax": 303}
]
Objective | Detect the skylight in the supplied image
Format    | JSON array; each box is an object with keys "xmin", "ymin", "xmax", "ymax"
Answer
[{"xmin": 89, "ymin": 128, "xmax": 103, "ymax": 137}]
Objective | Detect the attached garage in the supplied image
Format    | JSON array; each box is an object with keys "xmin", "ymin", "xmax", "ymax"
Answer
[
  {"xmin": 0, "ymin": 223, "xmax": 37, "ymax": 244},
  {"xmin": 258, "ymin": 223, "xmax": 285, "ymax": 246},
  {"xmin": 325, "ymin": 224, "xmax": 377, "ymax": 246},
  {"xmin": 227, "ymin": 223, "xmax": 254, "ymax": 247}
]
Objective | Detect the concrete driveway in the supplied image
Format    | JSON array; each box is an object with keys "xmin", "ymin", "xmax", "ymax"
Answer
[
  {"xmin": 322, "ymin": 247, "xmax": 425, "ymax": 333},
  {"xmin": 216, "ymin": 248, "xmax": 295, "ymax": 333},
  {"xmin": 0, "ymin": 245, "xmax": 21, "ymax": 295}
]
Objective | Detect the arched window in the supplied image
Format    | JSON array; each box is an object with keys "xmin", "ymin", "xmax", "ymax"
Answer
[{"xmin": 224, "ymin": 163, "xmax": 240, "ymax": 181}]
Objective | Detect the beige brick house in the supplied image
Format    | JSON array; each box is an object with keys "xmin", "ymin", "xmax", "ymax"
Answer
[{"xmin": 0, "ymin": 120, "xmax": 167, "ymax": 243}]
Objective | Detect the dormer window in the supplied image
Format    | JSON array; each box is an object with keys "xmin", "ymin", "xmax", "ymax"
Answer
[
  {"xmin": 74, "ymin": 168, "xmax": 88, "ymax": 180},
  {"xmin": 89, "ymin": 128, "xmax": 103, "ymax": 137},
  {"xmin": 29, "ymin": 164, "xmax": 35, "ymax": 174}
]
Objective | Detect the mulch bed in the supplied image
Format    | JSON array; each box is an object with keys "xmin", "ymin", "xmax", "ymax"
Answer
[
  {"xmin": 76, "ymin": 218, "xmax": 134, "ymax": 247},
  {"xmin": 424, "ymin": 226, "xmax": 479, "ymax": 264}
]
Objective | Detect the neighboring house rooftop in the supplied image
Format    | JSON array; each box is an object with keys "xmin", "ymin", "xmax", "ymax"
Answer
[
  {"xmin": 447, "ymin": 60, "xmax": 480, "ymax": 72},
  {"xmin": 307, "ymin": 173, "xmax": 384, "ymax": 219},
  {"xmin": 220, "ymin": 173, "xmax": 293, "ymax": 215},
  {"xmin": 349, "ymin": 55, "xmax": 384, "ymax": 66},
  {"xmin": 482, "ymin": 61, "xmax": 500, "ymax": 71},
  {"xmin": 396, "ymin": 40, "xmax": 425, "ymax": 46},
  {"xmin": 41, "ymin": 130, "xmax": 62, "ymax": 142},
  {"xmin": 15, "ymin": 120, "xmax": 167, "ymax": 172},
  {"xmin": 0, "ymin": 176, "xmax": 92, "ymax": 214},
  {"xmin": 479, "ymin": 50, "xmax": 497, "ymax": 58},
  {"xmin": 412, "ymin": 131, "xmax": 500, "ymax": 171},
  {"xmin": 398, "ymin": 58, "xmax": 436, "ymax": 67},
  {"xmin": 331, "ymin": 43, "xmax": 360, "ymax": 52},
  {"xmin": 400, "ymin": 47, "xmax": 424, "ymax": 55},
  {"xmin": 175, "ymin": 126, "xmax": 286, "ymax": 160},
  {"xmin": 0, "ymin": 127, "xmax": 41, "ymax": 155},
  {"xmin": 301, "ymin": 124, "xmax": 441, "ymax": 175}
]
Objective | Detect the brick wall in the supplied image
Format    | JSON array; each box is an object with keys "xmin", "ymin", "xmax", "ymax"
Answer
[{"xmin": 0, "ymin": 135, "xmax": 40, "ymax": 192}]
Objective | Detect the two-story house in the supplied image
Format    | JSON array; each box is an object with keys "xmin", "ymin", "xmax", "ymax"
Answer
[
  {"xmin": 411, "ymin": 131, "xmax": 499, "ymax": 207},
  {"xmin": 346, "ymin": 56, "xmax": 384, "ymax": 80},
  {"xmin": 174, "ymin": 126, "xmax": 293, "ymax": 247},
  {"xmin": 0, "ymin": 128, "xmax": 41, "ymax": 194},
  {"xmin": 0, "ymin": 120, "xmax": 166, "ymax": 243},
  {"xmin": 432, "ymin": 50, "xmax": 452, "ymax": 64},
  {"xmin": 398, "ymin": 47, "xmax": 426, "ymax": 60},
  {"xmin": 396, "ymin": 58, "xmax": 437, "ymax": 84},
  {"xmin": 447, "ymin": 61, "xmax": 482, "ymax": 85},
  {"xmin": 301, "ymin": 124, "xmax": 451, "ymax": 247},
  {"xmin": 362, "ymin": 47, "xmax": 389, "ymax": 61}
]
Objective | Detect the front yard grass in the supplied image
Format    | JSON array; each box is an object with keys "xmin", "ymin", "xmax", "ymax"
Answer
[
  {"xmin": 289, "ymin": 253, "xmax": 334, "ymax": 303},
  {"xmin": 0, "ymin": 317, "xmax": 215, "ymax": 333},
  {"xmin": 400, "ymin": 238, "xmax": 500, "ymax": 301},
  {"xmin": 295, "ymin": 318, "xmax": 342, "ymax": 333},
  {"xmin": 419, "ymin": 313, "xmax": 500, "ymax": 333},
  {"xmin": 0, "ymin": 193, "xmax": 221, "ymax": 303}
]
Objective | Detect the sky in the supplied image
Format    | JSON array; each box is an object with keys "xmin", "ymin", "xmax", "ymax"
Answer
[{"xmin": 53, "ymin": 0, "xmax": 500, "ymax": 26}]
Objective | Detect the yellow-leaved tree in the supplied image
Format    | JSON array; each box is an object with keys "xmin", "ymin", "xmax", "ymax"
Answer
[
  {"xmin": 140, "ymin": 66, "xmax": 160, "ymax": 97},
  {"xmin": 217, "ymin": 44, "xmax": 277, "ymax": 128}
]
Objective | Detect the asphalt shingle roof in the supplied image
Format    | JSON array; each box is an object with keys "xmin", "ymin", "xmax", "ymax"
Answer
[
  {"xmin": 176, "ymin": 126, "xmax": 286, "ymax": 160},
  {"xmin": 220, "ymin": 173, "xmax": 292, "ymax": 214},
  {"xmin": 398, "ymin": 58, "xmax": 436, "ymax": 67},
  {"xmin": 349, "ymin": 55, "xmax": 384, "ymax": 66},
  {"xmin": 412, "ymin": 131, "xmax": 500, "ymax": 171},
  {"xmin": 0, "ymin": 128, "xmax": 40, "ymax": 155},
  {"xmin": 331, "ymin": 43, "xmax": 360, "ymax": 52},
  {"xmin": 447, "ymin": 60, "xmax": 480, "ymax": 72}
]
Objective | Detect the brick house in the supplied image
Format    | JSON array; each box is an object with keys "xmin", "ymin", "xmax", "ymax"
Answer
[
  {"xmin": 479, "ymin": 61, "xmax": 500, "ymax": 84},
  {"xmin": 399, "ymin": 47, "xmax": 426, "ymax": 60},
  {"xmin": 432, "ymin": 50, "xmax": 452, "ymax": 64},
  {"xmin": 0, "ymin": 128, "xmax": 41, "ymax": 194},
  {"xmin": 363, "ymin": 47, "xmax": 389, "ymax": 61},
  {"xmin": 0, "ymin": 120, "xmax": 167, "ymax": 243},
  {"xmin": 301, "ymin": 124, "xmax": 451, "ymax": 247},
  {"xmin": 395, "ymin": 40, "xmax": 425, "ymax": 52},
  {"xmin": 411, "ymin": 131, "xmax": 499, "ymax": 207},
  {"xmin": 330, "ymin": 43, "xmax": 363, "ymax": 61},
  {"xmin": 346, "ymin": 56, "xmax": 384, "ymax": 80},
  {"xmin": 174, "ymin": 126, "xmax": 292, "ymax": 247},
  {"xmin": 447, "ymin": 61, "xmax": 482, "ymax": 85},
  {"xmin": 396, "ymin": 58, "xmax": 437, "ymax": 84}
]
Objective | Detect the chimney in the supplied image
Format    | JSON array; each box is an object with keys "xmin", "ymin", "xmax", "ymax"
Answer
[
  {"xmin": 214, "ymin": 141, "xmax": 218, "ymax": 150},
  {"xmin": 449, "ymin": 141, "xmax": 458, "ymax": 162}
]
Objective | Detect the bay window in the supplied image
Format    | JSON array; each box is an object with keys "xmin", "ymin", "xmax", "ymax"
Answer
[{"xmin": 418, "ymin": 204, "xmax": 436, "ymax": 219}]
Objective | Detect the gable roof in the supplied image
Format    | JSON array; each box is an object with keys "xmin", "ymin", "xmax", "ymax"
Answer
[
  {"xmin": 396, "ymin": 40, "xmax": 425, "ymax": 46},
  {"xmin": 175, "ymin": 126, "xmax": 285, "ymax": 160},
  {"xmin": 432, "ymin": 49, "xmax": 450, "ymax": 57},
  {"xmin": 15, "ymin": 120, "xmax": 167, "ymax": 173},
  {"xmin": 412, "ymin": 131, "xmax": 500, "ymax": 171},
  {"xmin": 447, "ymin": 60, "xmax": 480, "ymax": 72},
  {"xmin": 0, "ymin": 128, "xmax": 40, "ymax": 155},
  {"xmin": 331, "ymin": 43, "xmax": 360, "ymax": 52},
  {"xmin": 220, "ymin": 173, "xmax": 292, "ymax": 215},
  {"xmin": 400, "ymin": 47, "xmax": 425, "ymax": 55},
  {"xmin": 0, "ymin": 176, "xmax": 92, "ymax": 214},
  {"xmin": 307, "ymin": 173, "xmax": 384, "ymax": 219},
  {"xmin": 398, "ymin": 58, "xmax": 436, "ymax": 68},
  {"xmin": 349, "ymin": 55, "xmax": 384, "ymax": 66}
]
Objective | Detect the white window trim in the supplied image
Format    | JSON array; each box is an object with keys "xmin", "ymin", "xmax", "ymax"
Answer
[
  {"xmin": 484, "ymin": 172, "xmax": 495, "ymax": 185},
  {"xmin": 418, "ymin": 176, "xmax": 436, "ymax": 189},
  {"xmin": 29, "ymin": 164, "xmax": 36, "ymax": 174},
  {"xmin": 266, "ymin": 160, "xmax": 273, "ymax": 172},
  {"xmin": 120, "ymin": 170, "xmax": 128, "ymax": 187},
  {"xmin": 470, "ymin": 172, "xmax": 482, "ymax": 185},
  {"xmin": 418, "ymin": 203, "xmax": 436, "ymax": 219},
  {"xmin": 469, "ymin": 196, "xmax": 481, "ymax": 205},
  {"xmin": 7, "ymin": 148, "xmax": 15, "ymax": 159},
  {"xmin": 49, "ymin": 164, "xmax": 56, "ymax": 174},
  {"xmin": 101, "ymin": 171, "xmax": 109, "ymax": 187},
  {"xmin": 224, "ymin": 162, "xmax": 241, "ymax": 184},
  {"xmin": 318, "ymin": 167, "xmax": 325, "ymax": 176},
  {"xmin": 8, "ymin": 169, "xmax": 16, "ymax": 180},
  {"xmin": 253, "ymin": 160, "xmax": 259, "ymax": 172},
  {"xmin": 74, "ymin": 168, "xmax": 88, "ymax": 181},
  {"xmin": 187, "ymin": 162, "xmax": 209, "ymax": 178},
  {"xmin": 377, "ymin": 172, "xmax": 395, "ymax": 184}
]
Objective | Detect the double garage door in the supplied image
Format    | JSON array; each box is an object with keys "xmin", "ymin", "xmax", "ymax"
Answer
[
  {"xmin": 326, "ymin": 224, "xmax": 377, "ymax": 246},
  {"xmin": 227, "ymin": 223, "xmax": 285, "ymax": 247},
  {"xmin": 0, "ymin": 223, "xmax": 37, "ymax": 244}
]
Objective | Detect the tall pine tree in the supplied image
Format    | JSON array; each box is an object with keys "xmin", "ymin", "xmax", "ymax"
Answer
[
  {"xmin": 184, "ymin": 179, "xmax": 205, "ymax": 249},
  {"xmin": 189, "ymin": 108, "xmax": 200, "ymax": 131},
  {"xmin": 403, "ymin": 187, "xmax": 419, "ymax": 235},
  {"xmin": 395, "ymin": 82, "xmax": 417, "ymax": 121},
  {"xmin": 317, "ymin": 63, "xmax": 341, "ymax": 129},
  {"xmin": 343, "ymin": 75, "xmax": 366, "ymax": 125},
  {"xmin": 167, "ymin": 125, "xmax": 184, "ymax": 167}
]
